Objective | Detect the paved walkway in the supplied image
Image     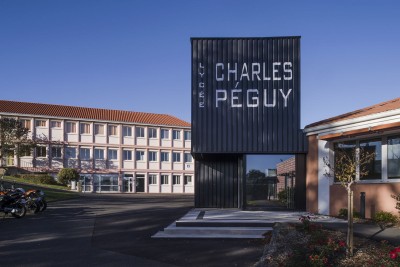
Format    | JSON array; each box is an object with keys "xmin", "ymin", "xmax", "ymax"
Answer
[{"xmin": 157, "ymin": 209, "xmax": 400, "ymax": 246}]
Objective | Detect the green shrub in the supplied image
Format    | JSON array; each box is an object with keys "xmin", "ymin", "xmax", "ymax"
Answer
[
  {"xmin": 57, "ymin": 168, "xmax": 79, "ymax": 185},
  {"xmin": 278, "ymin": 189, "xmax": 288, "ymax": 204},
  {"xmin": 338, "ymin": 208, "xmax": 361, "ymax": 219},
  {"xmin": 373, "ymin": 211, "xmax": 398, "ymax": 228}
]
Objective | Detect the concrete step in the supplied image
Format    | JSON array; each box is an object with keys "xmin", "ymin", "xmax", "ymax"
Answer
[
  {"xmin": 152, "ymin": 232, "xmax": 269, "ymax": 239},
  {"xmin": 152, "ymin": 223, "xmax": 272, "ymax": 239},
  {"xmin": 176, "ymin": 219, "xmax": 274, "ymax": 228}
]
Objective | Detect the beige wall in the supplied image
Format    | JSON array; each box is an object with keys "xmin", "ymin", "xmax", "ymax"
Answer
[
  {"xmin": 330, "ymin": 183, "xmax": 400, "ymax": 218},
  {"xmin": 306, "ymin": 135, "xmax": 319, "ymax": 213}
]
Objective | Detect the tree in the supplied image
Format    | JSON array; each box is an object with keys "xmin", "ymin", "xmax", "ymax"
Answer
[
  {"xmin": 0, "ymin": 118, "xmax": 34, "ymax": 167},
  {"xmin": 57, "ymin": 168, "xmax": 80, "ymax": 185},
  {"xmin": 323, "ymin": 145, "xmax": 375, "ymax": 256}
]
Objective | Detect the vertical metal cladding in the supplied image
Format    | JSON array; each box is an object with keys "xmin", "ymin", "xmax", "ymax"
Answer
[
  {"xmin": 194, "ymin": 155, "xmax": 243, "ymax": 208},
  {"xmin": 191, "ymin": 37, "xmax": 306, "ymax": 154}
]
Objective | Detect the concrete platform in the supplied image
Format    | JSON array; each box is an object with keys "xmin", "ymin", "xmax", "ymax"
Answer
[{"xmin": 152, "ymin": 209, "xmax": 343, "ymax": 239}]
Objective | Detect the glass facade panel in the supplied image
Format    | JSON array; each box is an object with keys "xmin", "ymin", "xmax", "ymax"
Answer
[
  {"xmin": 388, "ymin": 136, "xmax": 400, "ymax": 179},
  {"xmin": 359, "ymin": 139, "xmax": 382, "ymax": 180}
]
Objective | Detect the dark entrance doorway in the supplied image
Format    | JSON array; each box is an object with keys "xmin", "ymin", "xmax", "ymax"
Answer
[
  {"xmin": 244, "ymin": 155, "xmax": 296, "ymax": 210},
  {"xmin": 135, "ymin": 175, "xmax": 145, "ymax": 193}
]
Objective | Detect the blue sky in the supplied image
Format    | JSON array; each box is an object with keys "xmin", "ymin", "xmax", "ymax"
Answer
[{"xmin": 0, "ymin": 0, "xmax": 399, "ymax": 127}]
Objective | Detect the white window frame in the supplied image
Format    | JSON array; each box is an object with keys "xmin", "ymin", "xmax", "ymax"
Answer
[
  {"xmin": 108, "ymin": 125, "xmax": 118, "ymax": 136},
  {"xmin": 94, "ymin": 124, "xmax": 105, "ymax": 135},
  {"xmin": 173, "ymin": 130, "xmax": 181, "ymax": 140},
  {"xmin": 136, "ymin": 127, "xmax": 145, "ymax": 138},
  {"xmin": 80, "ymin": 123, "xmax": 91, "ymax": 134},
  {"xmin": 123, "ymin": 126, "xmax": 132, "ymax": 137},
  {"xmin": 35, "ymin": 120, "xmax": 47, "ymax": 128},
  {"xmin": 161, "ymin": 175, "xmax": 169, "ymax": 185},
  {"xmin": 161, "ymin": 129, "xmax": 170, "ymax": 139},
  {"xmin": 20, "ymin": 119, "xmax": 31, "ymax": 130},
  {"xmin": 36, "ymin": 146, "xmax": 47, "ymax": 158},
  {"xmin": 66, "ymin": 122, "xmax": 77, "ymax": 133},
  {"xmin": 136, "ymin": 150, "xmax": 145, "ymax": 161},
  {"xmin": 184, "ymin": 130, "xmax": 191, "ymax": 141},
  {"xmin": 148, "ymin": 151, "xmax": 157, "ymax": 162},
  {"xmin": 149, "ymin": 174, "xmax": 157, "ymax": 185},
  {"xmin": 108, "ymin": 149, "xmax": 118, "ymax": 160},
  {"xmin": 161, "ymin": 152, "xmax": 169, "ymax": 162},
  {"xmin": 123, "ymin": 150, "xmax": 133, "ymax": 161},
  {"xmin": 172, "ymin": 152, "xmax": 181, "ymax": 163},
  {"xmin": 184, "ymin": 153, "xmax": 192, "ymax": 163},
  {"xmin": 94, "ymin": 148, "xmax": 105, "ymax": 160},
  {"xmin": 65, "ymin": 147, "xmax": 77, "ymax": 159},
  {"xmin": 173, "ymin": 175, "xmax": 181, "ymax": 185},
  {"xmin": 51, "ymin": 146, "xmax": 62, "ymax": 158},
  {"xmin": 79, "ymin": 148, "xmax": 91, "ymax": 160},
  {"xmin": 51, "ymin": 121, "xmax": 62, "ymax": 128}
]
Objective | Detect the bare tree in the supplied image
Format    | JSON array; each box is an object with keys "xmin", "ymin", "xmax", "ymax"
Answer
[{"xmin": 323, "ymin": 145, "xmax": 375, "ymax": 256}]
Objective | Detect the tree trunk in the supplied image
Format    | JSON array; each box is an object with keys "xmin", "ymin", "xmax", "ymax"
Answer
[{"xmin": 347, "ymin": 189, "xmax": 354, "ymax": 256}]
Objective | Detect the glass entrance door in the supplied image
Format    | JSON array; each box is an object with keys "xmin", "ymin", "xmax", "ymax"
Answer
[
  {"xmin": 135, "ymin": 174, "xmax": 145, "ymax": 192},
  {"xmin": 245, "ymin": 154, "xmax": 295, "ymax": 210}
]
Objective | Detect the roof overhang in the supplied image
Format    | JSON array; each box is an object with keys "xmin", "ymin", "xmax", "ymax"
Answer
[{"xmin": 304, "ymin": 108, "xmax": 400, "ymax": 141}]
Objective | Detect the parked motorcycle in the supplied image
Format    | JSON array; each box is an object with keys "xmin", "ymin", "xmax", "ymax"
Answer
[
  {"xmin": 0, "ymin": 189, "xmax": 27, "ymax": 218},
  {"xmin": 25, "ymin": 189, "xmax": 47, "ymax": 212}
]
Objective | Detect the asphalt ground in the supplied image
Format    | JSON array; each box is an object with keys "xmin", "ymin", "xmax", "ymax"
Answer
[{"xmin": 0, "ymin": 194, "xmax": 264, "ymax": 267}]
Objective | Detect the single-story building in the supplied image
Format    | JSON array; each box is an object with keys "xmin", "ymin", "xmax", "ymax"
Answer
[{"xmin": 304, "ymin": 97, "xmax": 400, "ymax": 218}]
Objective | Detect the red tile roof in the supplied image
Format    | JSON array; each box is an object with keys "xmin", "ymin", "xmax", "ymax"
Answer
[
  {"xmin": 0, "ymin": 100, "xmax": 191, "ymax": 127},
  {"xmin": 305, "ymin": 97, "xmax": 400, "ymax": 128}
]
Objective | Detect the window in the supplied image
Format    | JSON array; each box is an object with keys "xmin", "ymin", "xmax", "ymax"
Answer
[
  {"xmin": 333, "ymin": 142, "xmax": 356, "ymax": 182},
  {"xmin": 94, "ymin": 149, "xmax": 105, "ymax": 160},
  {"xmin": 136, "ymin": 127, "xmax": 145, "ymax": 137},
  {"xmin": 184, "ymin": 153, "xmax": 192, "ymax": 163},
  {"xmin": 123, "ymin": 126, "xmax": 132, "ymax": 137},
  {"xmin": 19, "ymin": 145, "xmax": 32, "ymax": 157},
  {"xmin": 173, "ymin": 175, "xmax": 180, "ymax": 185},
  {"xmin": 20, "ymin": 119, "xmax": 31, "ymax": 130},
  {"xmin": 184, "ymin": 175, "xmax": 192, "ymax": 185},
  {"xmin": 65, "ymin": 147, "xmax": 77, "ymax": 159},
  {"xmin": 136, "ymin": 150, "xmax": 145, "ymax": 161},
  {"xmin": 161, "ymin": 175, "xmax": 169, "ymax": 185},
  {"xmin": 35, "ymin": 120, "xmax": 46, "ymax": 127},
  {"xmin": 148, "ymin": 128, "xmax": 157, "ymax": 138},
  {"xmin": 161, "ymin": 129, "xmax": 169, "ymax": 139},
  {"xmin": 359, "ymin": 139, "xmax": 382, "ymax": 180},
  {"xmin": 66, "ymin": 122, "xmax": 77, "ymax": 133},
  {"xmin": 108, "ymin": 149, "xmax": 118, "ymax": 160},
  {"xmin": 108, "ymin": 125, "xmax": 118, "ymax": 136},
  {"xmin": 184, "ymin": 131, "xmax": 191, "ymax": 141},
  {"xmin": 80, "ymin": 123, "xmax": 91, "ymax": 134},
  {"xmin": 80, "ymin": 148, "xmax": 91, "ymax": 160},
  {"xmin": 161, "ymin": 152, "xmax": 169, "ymax": 162},
  {"xmin": 148, "ymin": 151, "xmax": 157, "ymax": 162},
  {"xmin": 173, "ymin": 130, "xmax": 181, "ymax": 140},
  {"xmin": 149, "ymin": 174, "xmax": 157, "ymax": 185},
  {"xmin": 388, "ymin": 136, "xmax": 400, "ymax": 179},
  {"xmin": 173, "ymin": 152, "xmax": 181, "ymax": 162},
  {"xmin": 51, "ymin": 121, "xmax": 61, "ymax": 128},
  {"xmin": 94, "ymin": 124, "xmax": 105, "ymax": 135},
  {"xmin": 36, "ymin": 146, "xmax": 47, "ymax": 157},
  {"xmin": 123, "ymin": 150, "xmax": 132, "ymax": 161},
  {"xmin": 51, "ymin": 146, "xmax": 62, "ymax": 158}
]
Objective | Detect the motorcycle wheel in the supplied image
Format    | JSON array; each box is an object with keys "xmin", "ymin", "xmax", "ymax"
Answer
[
  {"xmin": 27, "ymin": 201, "xmax": 39, "ymax": 214},
  {"xmin": 39, "ymin": 199, "xmax": 47, "ymax": 212},
  {"xmin": 11, "ymin": 204, "xmax": 26, "ymax": 218}
]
